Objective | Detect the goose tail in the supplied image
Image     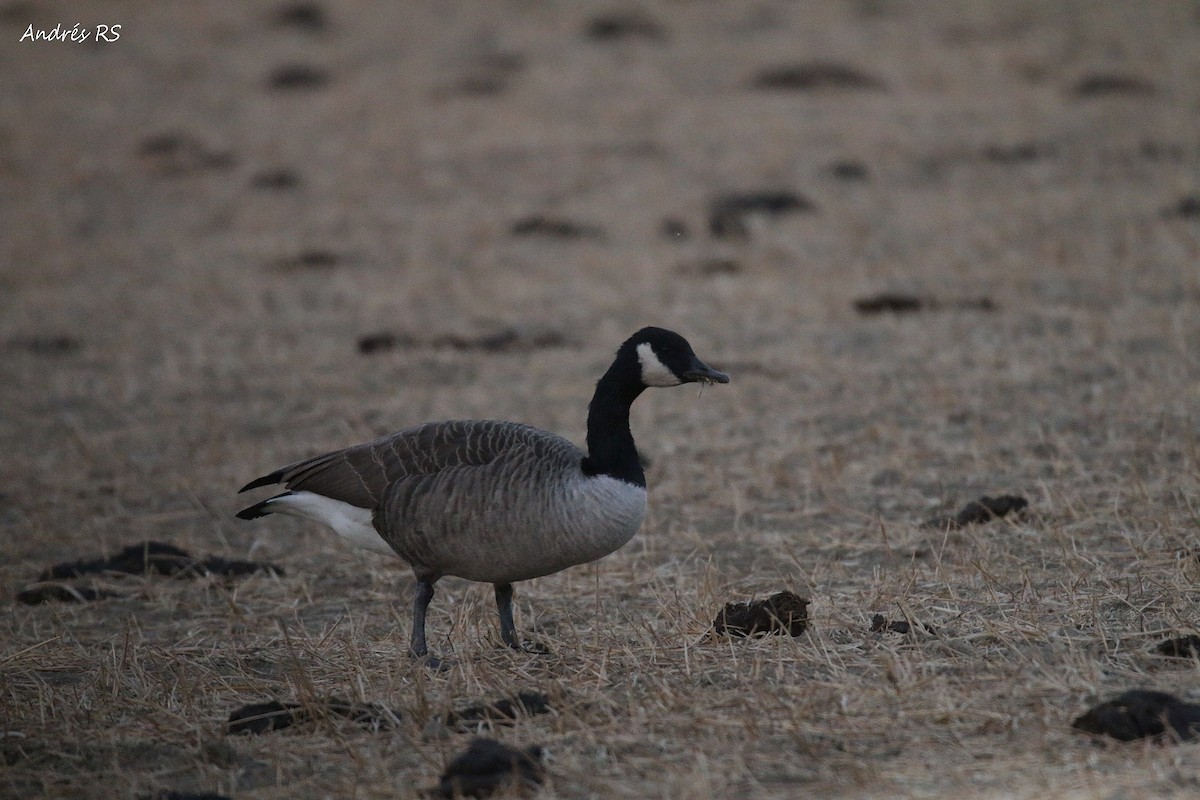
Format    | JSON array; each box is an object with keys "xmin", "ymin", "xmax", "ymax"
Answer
[
  {"xmin": 236, "ymin": 492, "xmax": 291, "ymax": 520},
  {"xmin": 238, "ymin": 469, "xmax": 287, "ymax": 494}
]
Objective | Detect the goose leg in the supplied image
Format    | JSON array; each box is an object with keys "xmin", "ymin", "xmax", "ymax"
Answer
[
  {"xmin": 409, "ymin": 580, "xmax": 446, "ymax": 668},
  {"xmin": 495, "ymin": 583, "xmax": 549, "ymax": 654},
  {"xmin": 494, "ymin": 583, "xmax": 520, "ymax": 649}
]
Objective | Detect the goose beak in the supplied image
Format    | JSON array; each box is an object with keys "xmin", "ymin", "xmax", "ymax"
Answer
[{"xmin": 682, "ymin": 357, "xmax": 730, "ymax": 385}]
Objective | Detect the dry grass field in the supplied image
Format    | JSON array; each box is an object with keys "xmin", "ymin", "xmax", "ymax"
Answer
[{"xmin": 3, "ymin": 1, "xmax": 1199, "ymax": 797}]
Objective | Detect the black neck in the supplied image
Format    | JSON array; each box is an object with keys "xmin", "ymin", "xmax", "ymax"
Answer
[{"xmin": 581, "ymin": 359, "xmax": 646, "ymax": 487}]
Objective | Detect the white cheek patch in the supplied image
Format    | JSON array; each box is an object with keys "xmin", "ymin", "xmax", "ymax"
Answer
[{"xmin": 637, "ymin": 342, "xmax": 682, "ymax": 386}]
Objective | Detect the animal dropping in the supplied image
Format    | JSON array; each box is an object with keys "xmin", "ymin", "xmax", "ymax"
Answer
[
  {"xmin": 853, "ymin": 293, "xmax": 997, "ymax": 315},
  {"xmin": 923, "ymin": 495, "xmax": 1028, "ymax": 529},
  {"xmin": 445, "ymin": 691, "xmax": 552, "ymax": 732},
  {"xmin": 1165, "ymin": 195, "xmax": 1200, "ymax": 219},
  {"xmin": 1154, "ymin": 635, "xmax": 1200, "ymax": 659},
  {"xmin": 250, "ymin": 168, "xmax": 300, "ymax": 191},
  {"xmin": 509, "ymin": 216, "xmax": 604, "ymax": 240},
  {"xmin": 584, "ymin": 11, "xmax": 666, "ymax": 42},
  {"xmin": 37, "ymin": 541, "xmax": 283, "ymax": 580},
  {"xmin": 1072, "ymin": 690, "xmax": 1200, "ymax": 742},
  {"xmin": 5, "ymin": 334, "xmax": 82, "ymax": 355},
  {"xmin": 870, "ymin": 613, "xmax": 936, "ymax": 636},
  {"xmin": 1071, "ymin": 74, "xmax": 1156, "ymax": 98},
  {"xmin": 17, "ymin": 541, "xmax": 283, "ymax": 604},
  {"xmin": 237, "ymin": 327, "xmax": 728, "ymax": 665},
  {"xmin": 272, "ymin": 2, "xmax": 328, "ymax": 32},
  {"xmin": 708, "ymin": 191, "xmax": 813, "ymax": 239},
  {"xmin": 268, "ymin": 63, "xmax": 329, "ymax": 90},
  {"xmin": 750, "ymin": 62, "xmax": 885, "ymax": 92},
  {"xmin": 227, "ymin": 697, "xmax": 400, "ymax": 735},
  {"xmin": 16, "ymin": 584, "xmax": 119, "ymax": 604},
  {"xmin": 710, "ymin": 591, "xmax": 809, "ymax": 638},
  {"xmin": 432, "ymin": 738, "xmax": 545, "ymax": 798},
  {"xmin": 829, "ymin": 160, "xmax": 870, "ymax": 181}
]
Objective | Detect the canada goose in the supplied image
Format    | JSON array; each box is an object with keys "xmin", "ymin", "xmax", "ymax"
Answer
[{"xmin": 236, "ymin": 327, "xmax": 728, "ymax": 663}]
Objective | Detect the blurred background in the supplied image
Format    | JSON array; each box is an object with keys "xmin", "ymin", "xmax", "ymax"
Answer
[{"xmin": 2, "ymin": 0, "xmax": 1198, "ymax": 558}]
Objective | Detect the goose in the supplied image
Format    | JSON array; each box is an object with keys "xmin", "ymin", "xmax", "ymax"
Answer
[{"xmin": 236, "ymin": 326, "xmax": 728, "ymax": 663}]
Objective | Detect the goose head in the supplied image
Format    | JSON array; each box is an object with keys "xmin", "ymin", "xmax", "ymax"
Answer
[{"xmin": 623, "ymin": 327, "xmax": 730, "ymax": 388}]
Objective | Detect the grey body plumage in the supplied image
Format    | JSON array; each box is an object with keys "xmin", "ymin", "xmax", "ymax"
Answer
[{"xmin": 236, "ymin": 327, "xmax": 728, "ymax": 663}]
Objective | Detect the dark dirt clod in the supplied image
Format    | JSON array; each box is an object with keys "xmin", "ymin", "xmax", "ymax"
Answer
[
  {"xmin": 870, "ymin": 614, "xmax": 936, "ymax": 636},
  {"xmin": 438, "ymin": 328, "xmax": 567, "ymax": 353},
  {"xmin": 711, "ymin": 591, "xmax": 809, "ymax": 638},
  {"xmin": 853, "ymin": 293, "xmax": 926, "ymax": 314},
  {"xmin": 1139, "ymin": 140, "xmax": 1184, "ymax": 162},
  {"xmin": 272, "ymin": 249, "xmax": 340, "ymax": 272},
  {"xmin": 708, "ymin": 191, "xmax": 814, "ymax": 239},
  {"xmin": 750, "ymin": 62, "xmax": 885, "ymax": 91},
  {"xmin": 227, "ymin": 697, "xmax": 400, "ymax": 735},
  {"xmin": 40, "ymin": 541, "xmax": 188, "ymax": 578},
  {"xmin": 356, "ymin": 331, "xmax": 415, "ymax": 354},
  {"xmin": 194, "ymin": 556, "xmax": 285, "ymax": 578},
  {"xmin": 509, "ymin": 216, "xmax": 604, "ymax": 240},
  {"xmin": 357, "ymin": 328, "xmax": 567, "ymax": 355},
  {"xmin": 674, "ymin": 258, "xmax": 742, "ymax": 277},
  {"xmin": 268, "ymin": 64, "xmax": 329, "ymax": 90},
  {"xmin": 981, "ymin": 142, "xmax": 1055, "ymax": 164},
  {"xmin": 829, "ymin": 160, "xmax": 870, "ymax": 181},
  {"xmin": 433, "ymin": 738, "xmax": 545, "ymax": 799},
  {"xmin": 923, "ymin": 495, "xmax": 1029, "ymax": 530},
  {"xmin": 451, "ymin": 76, "xmax": 510, "ymax": 96},
  {"xmin": 139, "ymin": 133, "xmax": 188, "ymax": 156},
  {"xmin": 38, "ymin": 541, "xmax": 283, "ymax": 581},
  {"xmin": 1072, "ymin": 690, "xmax": 1200, "ymax": 742},
  {"xmin": 584, "ymin": 12, "xmax": 666, "ymax": 42},
  {"xmin": 1154, "ymin": 635, "xmax": 1200, "ymax": 659},
  {"xmin": 273, "ymin": 2, "xmax": 327, "ymax": 32},
  {"xmin": 953, "ymin": 297, "xmax": 997, "ymax": 312},
  {"xmin": 921, "ymin": 495, "xmax": 1028, "ymax": 529},
  {"xmin": 19, "ymin": 541, "xmax": 285, "ymax": 602},
  {"xmin": 16, "ymin": 584, "xmax": 121, "ymax": 605},
  {"xmin": 250, "ymin": 168, "xmax": 301, "ymax": 190},
  {"xmin": 445, "ymin": 692, "xmax": 552, "ymax": 732},
  {"xmin": 5, "ymin": 335, "xmax": 82, "ymax": 355},
  {"xmin": 853, "ymin": 294, "xmax": 996, "ymax": 315},
  {"xmin": 659, "ymin": 218, "xmax": 690, "ymax": 239},
  {"xmin": 227, "ymin": 701, "xmax": 299, "ymax": 734},
  {"xmin": 1072, "ymin": 74, "xmax": 1157, "ymax": 98},
  {"xmin": 956, "ymin": 496, "xmax": 1026, "ymax": 526},
  {"xmin": 709, "ymin": 213, "xmax": 747, "ymax": 240},
  {"xmin": 1164, "ymin": 195, "xmax": 1200, "ymax": 219}
]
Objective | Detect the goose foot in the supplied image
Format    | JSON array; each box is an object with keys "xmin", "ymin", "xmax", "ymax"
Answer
[
  {"xmin": 509, "ymin": 639, "xmax": 550, "ymax": 655},
  {"xmin": 410, "ymin": 651, "xmax": 452, "ymax": 672}
]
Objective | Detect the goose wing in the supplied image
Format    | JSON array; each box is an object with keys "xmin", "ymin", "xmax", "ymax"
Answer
[{"xmin": 238, "ymin": 420, "xmax": 582, "ymax": 509}]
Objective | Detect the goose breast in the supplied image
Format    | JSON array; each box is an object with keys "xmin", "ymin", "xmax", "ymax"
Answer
[{"xmin": 375, "ymin": 434, "xmax": 647, "ymax": 583}]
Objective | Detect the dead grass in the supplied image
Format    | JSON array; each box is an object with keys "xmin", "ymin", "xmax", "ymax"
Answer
[{"xmin": 3, "ymin": 0, "xmax": 1200, "ymax": 797}]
